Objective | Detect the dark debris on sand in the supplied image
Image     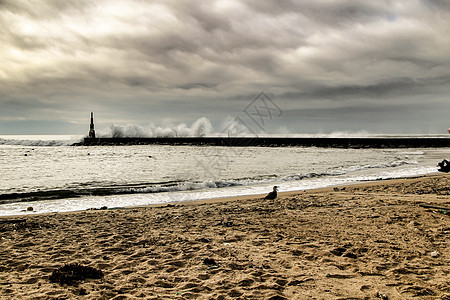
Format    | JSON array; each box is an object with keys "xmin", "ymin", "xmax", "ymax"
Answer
[{"xmin": 49, "ymin": 263, "xmax": 104, "ymax": 285}]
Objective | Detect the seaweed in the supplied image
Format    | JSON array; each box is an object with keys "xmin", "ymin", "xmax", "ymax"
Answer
[{"xmin": 49, "ymin": 263, "xmax": 103, "ymax": 285}]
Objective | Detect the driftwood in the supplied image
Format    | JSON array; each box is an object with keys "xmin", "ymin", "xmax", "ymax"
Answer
[{"xmin": 419, "ymin": 204, "xmax": 449, "ymax": 211}]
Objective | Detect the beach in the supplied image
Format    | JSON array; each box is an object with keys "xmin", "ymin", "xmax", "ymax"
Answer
[{"xmin": 0, "ymin": 174, "xmax": 449, "ymax": 299}]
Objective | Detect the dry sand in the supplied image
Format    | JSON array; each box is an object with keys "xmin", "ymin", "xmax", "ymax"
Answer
[{"xmin": 0, "ymin": 174, "xmax": 449, "ymax": 299}]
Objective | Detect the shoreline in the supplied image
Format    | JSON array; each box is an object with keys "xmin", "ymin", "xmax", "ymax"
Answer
[
  {"xmin": 176, "ymin": 172, "xmax": 440, "ymax": 206},
  {"xmin": 0, "ymin": 172, "xmax": 440, "ymax": 219}
]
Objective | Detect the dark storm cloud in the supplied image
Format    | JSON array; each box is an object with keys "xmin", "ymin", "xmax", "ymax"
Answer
[
  {"xmin": 248, "ymin": 1, "xmax": 393, "ymax": 26},
  {"xmin": 425, "ymin": 0, "xmax": 450, "ymax": 10},
  {"xmin": 281, "ymin": 107, "xmax": 436, "ymax": 134},
  {"xmin": 286, "ymin": 102, "xmax": 431, "ymax": 119},
  {"xmin": 280, "ymin": 75, "xmax": 450, "ymax": 100},
  {"xmin": 0, "ymin": 0, "xmax": 449, "ymax": 134}
]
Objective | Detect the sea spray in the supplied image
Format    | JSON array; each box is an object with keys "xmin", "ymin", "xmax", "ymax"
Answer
[{"xmin": 98, "ymin": 117, "xmax": 214, "ymax": 138}]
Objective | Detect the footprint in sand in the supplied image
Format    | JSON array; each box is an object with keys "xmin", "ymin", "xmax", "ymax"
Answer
[
  {"xmin": 238, "ymin": 278, "xmax": 255, "ymax": 287},
  {"xmin": 197, "ymin": 274, "xmax": 210, "ymax": 280}
]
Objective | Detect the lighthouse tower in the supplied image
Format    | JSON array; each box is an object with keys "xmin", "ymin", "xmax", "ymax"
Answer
[{"xmin": 88, "ymin": 112, "xmax": 96, "ymax": 138}]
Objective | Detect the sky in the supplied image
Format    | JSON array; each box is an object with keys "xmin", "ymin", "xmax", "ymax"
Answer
[{"xmin": 1, "ymin": 0, "xmax": 449, "ymax": 135}]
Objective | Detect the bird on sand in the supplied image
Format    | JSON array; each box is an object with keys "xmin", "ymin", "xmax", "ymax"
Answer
[{"xmin": 264, "ymin": 186, "xmax": 279, "ymax": 200}]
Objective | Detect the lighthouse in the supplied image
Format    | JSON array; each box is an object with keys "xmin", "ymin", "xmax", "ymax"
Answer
[{"xmin": 88, "ymin": 112, "xmax": 96, "ymax": 138}]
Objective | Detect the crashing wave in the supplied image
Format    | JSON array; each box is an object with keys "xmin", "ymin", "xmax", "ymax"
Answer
[{"xmin": 97, "ymin": 117, "xmax": 214, "ymax": 138}]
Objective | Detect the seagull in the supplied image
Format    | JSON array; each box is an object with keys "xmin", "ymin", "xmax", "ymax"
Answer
[{"xmin": 264, "ymin": 186, "xmax": 279, "ymax": 200}]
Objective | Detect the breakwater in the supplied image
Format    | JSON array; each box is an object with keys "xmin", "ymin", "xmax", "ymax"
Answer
[{"xmin": 77, "ymin": 137, "xmax": 450, "ymax": 148}]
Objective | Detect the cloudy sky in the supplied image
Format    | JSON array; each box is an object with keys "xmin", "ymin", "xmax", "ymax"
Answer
[{"xmin": 1, "ymin": 0, "xmax": 449, "ymax": 135}]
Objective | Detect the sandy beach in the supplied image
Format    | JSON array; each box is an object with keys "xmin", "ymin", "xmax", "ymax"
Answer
[{"xmin": 0, "ymin": 174, "xmax": 449, "ymax": 299}]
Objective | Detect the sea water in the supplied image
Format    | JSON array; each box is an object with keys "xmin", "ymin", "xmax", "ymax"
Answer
[{"xmin": 0, "ymin": 135, "xmax": 447, "ymax": 216}]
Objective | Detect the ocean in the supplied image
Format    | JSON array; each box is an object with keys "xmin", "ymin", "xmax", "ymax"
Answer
[{"xmin": 0, "ymin": 135, "xmax": 447, "ymax": 216}]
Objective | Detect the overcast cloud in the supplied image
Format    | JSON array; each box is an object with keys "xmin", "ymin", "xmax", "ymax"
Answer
[{"xmin": 0, "ymin": 0, "xmax": 449, "ymax": 134}]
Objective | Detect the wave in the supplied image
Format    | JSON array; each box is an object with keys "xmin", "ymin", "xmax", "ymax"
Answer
[
  {"xmin": 0, "ymin": 137, "xmax": 82, "ymax": 147},
  {"xmin": 0, "ymin": 181, "xmax": 177, "ymax": 205},
  {"xmin": 328, "ymin": 159, "xmax": 418, "ymax": 175},
  {"xmin": 269, "ymin": 159, "xmax": 418, "ymax": 184},
  {"xmin": 97, "ymin": 117, "xmax": 214, "ymax": 138},
  {"xmin": 0, "ymin": 180, "xmax": 251, "ymax": 205},
  {"xmin": 0, "ymin": 157, "xmax": 419, "ymax": 205},
  {"xmin": 0, "ymin": 118, "xmax": 216, "ymax": 146},
  {"xmin": 0, "ymin": 180, "xmax": 224, "ymax": 205},
  {"xmin": 92, "ymin": 117, "xmax": 433, "ymax": 139}
]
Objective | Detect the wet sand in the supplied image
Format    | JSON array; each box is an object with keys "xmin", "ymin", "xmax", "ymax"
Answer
[{"xmin": 0, "ymin": 174, "xmax": 449, "ymax": 299}]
